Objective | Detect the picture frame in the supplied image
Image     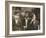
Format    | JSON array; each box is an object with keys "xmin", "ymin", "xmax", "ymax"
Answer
[{"xmin": 5, "ymin": 1, "xmax": 45, "ymax": 37}]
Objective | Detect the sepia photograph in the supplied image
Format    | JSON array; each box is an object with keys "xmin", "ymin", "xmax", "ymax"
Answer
[{"xmin": 12, "ymin": 7, "xmax": 40, "ymax": 31}]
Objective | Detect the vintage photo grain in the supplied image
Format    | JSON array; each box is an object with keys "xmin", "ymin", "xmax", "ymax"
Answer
[{"xmin": 12, "ymin": 7, "xmax": 40, "ymax": 31}]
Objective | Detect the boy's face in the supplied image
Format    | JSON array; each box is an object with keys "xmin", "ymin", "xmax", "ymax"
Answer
[{"xmin": 21, "ymin": 12, "xmax": 25, "ymax": 17}]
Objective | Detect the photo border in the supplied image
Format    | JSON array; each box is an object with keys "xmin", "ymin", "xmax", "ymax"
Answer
[{"xmin": 9, "ymin": 3, "xmax": 43, "ymax": 34}]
